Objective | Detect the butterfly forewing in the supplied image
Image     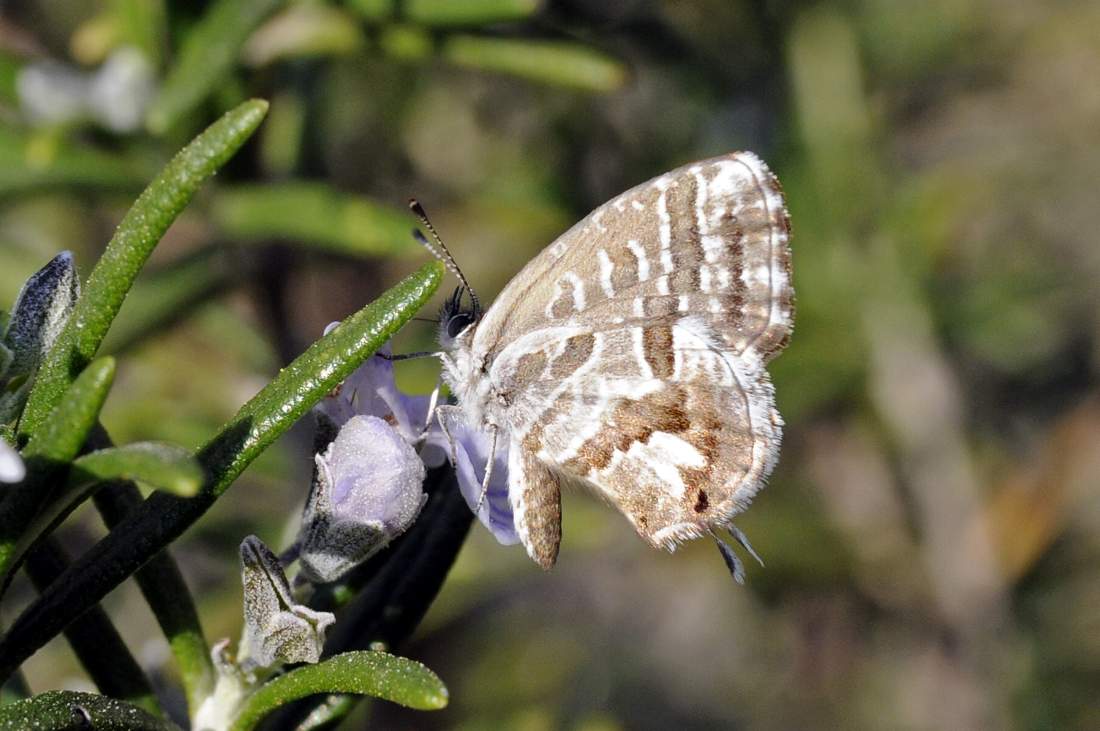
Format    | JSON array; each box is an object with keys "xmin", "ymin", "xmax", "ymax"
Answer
[
  {"xmin": 449, "ymin": 151, "xmax": 793, "ymax": 566},
  {"xmin": 475, "ymin": 152, "xmax": 793, "ymax": 366}
]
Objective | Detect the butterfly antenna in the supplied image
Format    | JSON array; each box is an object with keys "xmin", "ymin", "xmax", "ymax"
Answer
[{"xmin": 409, "ymin": 199, "xmax": 482, "ymax": 316}]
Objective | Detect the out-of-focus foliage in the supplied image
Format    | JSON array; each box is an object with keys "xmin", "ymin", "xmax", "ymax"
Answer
[{"xmin": 1, "ymin": 0, "xmax": 1097, "ymax": 729}]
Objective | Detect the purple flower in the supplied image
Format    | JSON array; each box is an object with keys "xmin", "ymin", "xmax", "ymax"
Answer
[
  {"xmin": 305, "ymin": 334, "xmax": 519, "ymax": 564},
  {"xmin": 427, "ymin": 412, "xmax": 519, "ymax": 546},
  {"xmin": 298, "ymin": 414, "xmax": 427, "ymax": 583},
  {"xmin": 317, "ymin": 338, "xmax": 440, "ymax": 459}
]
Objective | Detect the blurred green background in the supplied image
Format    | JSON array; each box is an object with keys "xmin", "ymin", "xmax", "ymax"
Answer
[{"xmin": 2, "ymin": 0, "xmax": 1099, "ymax": 728}]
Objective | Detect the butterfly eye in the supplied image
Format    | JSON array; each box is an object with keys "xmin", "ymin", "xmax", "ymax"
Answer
[{"xmin": 446, "ymin": 313, "xmax": 475, "ymax": 339}]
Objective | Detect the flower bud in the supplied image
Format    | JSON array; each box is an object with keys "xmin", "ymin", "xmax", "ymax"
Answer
[
  {"xmin": 4, "ymin": 251, "xmax": 80, "ymax": 377},
  {"xmin": 240, "ymin": 536, "xmax": 334, "ymax": 667}
]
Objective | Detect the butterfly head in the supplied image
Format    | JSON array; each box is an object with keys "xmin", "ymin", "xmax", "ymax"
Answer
[{"xmin": 438, "ymin": 285, "xmax": 481, "ymax": 349}]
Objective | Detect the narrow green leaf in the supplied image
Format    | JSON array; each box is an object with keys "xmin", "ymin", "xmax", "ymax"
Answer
[
  {"xmin": 146, "ymin": 0, "xmax": 284, "ymax": 133},
  {"xmin": 258, "ymin": 93, "xmax": 306, "ymax": 176},
  {"xmin": 23, "ymin": 540, "xmax": 162, "ymax": 718},
  {"xmin": 0, "ymin": 357, "xmax": 115, "ymax": 588},
  {"xmin": 441, "ymin": 36, "xmax": 627, "ymax": 91},
  {"xmin": 19, "ymin": 99, "xmax": 269, "ymax": 439},
  {"xmin": 200, "ymin": 261, "xmax": 441, "ymax": 498},
  {"xmin": 405, "ymin": 0, "xmax": 539, "ymax": 26},
  {"xmin": 0, "ymin": 126, "xmax": 148, "ymax": 196},
  {"xmin": 20, "ymin": 357, "xmax": 116, "ymax": 464},
  {"xmin": 0, "ymin": 263, "xmax": 443, "ymax": 685},
  {"xmin": 0, "ymin": 690, "xmax": 176, "ymax": 730},
  {"xmin": 211, "ymin": 183, "xmax": 419, "ymax": 257},
  {"xmin": 347, "ymin": 0, "xmax": 538, "ymax": 25},
  {"xmin": 93, "ymin": 477, "xmax": 214, "ymax": 716},
  {"xmin": 229, "ymin": 651, "xmax": 447, "ymax": 731},
  {"xmin": 0, "ymin": 53, "xmax": 19, "ymax": 106},
  {"xmin": 345, "ymin": 0, "xmax": 393, "ymax": 21},
  {"xmin": 12, "ymin": 442, "xmax": 203, "ymax": 595},
  {"xmin": 109, "ymin": 0, "xmax": 167, "ymax": 69},
  {"xmin": 378, "ymin": 25, "xmax": 433, "ymax": 61},
  {"xmin": 73, "ymin": 442, "xmax": 204, "ymax": 497}
]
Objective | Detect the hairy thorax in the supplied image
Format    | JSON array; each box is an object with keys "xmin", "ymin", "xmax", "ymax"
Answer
[{"xmin": 441, "ymin": 328, "xmax": 500, "ymax": 430}]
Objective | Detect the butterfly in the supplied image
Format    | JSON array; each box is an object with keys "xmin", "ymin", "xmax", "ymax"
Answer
[{"xmin": 422, "ymin": 151, "xmax": 793, "ymax": 577}]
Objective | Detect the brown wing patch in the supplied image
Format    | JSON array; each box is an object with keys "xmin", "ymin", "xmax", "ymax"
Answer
[
  {"xmin": 548, "ymin": 276, "xmax": 580, "ymax": 319},
  {"xmin": 529, "ymin": 375, "xmax": 769, "ymax": 551},
  {"xmin": 562, "ymin": 386, "xmax": 690, "ymax": 475},
  {"xmin": 549, "ymin": 333, "xmax": 596, "ymax": 380},
  {"xmin": 513, "ymin": 349, "xmax": 548, "ymax": 385},
  {"xmin": 642, "ymin": 325, "xmax": 675, "ymax": 378}
]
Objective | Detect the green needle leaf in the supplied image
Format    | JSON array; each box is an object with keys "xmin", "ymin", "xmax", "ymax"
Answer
[
  {"xmin": 19, "ymin": 357, "xmax": 116, "ymax": 465},
  {"xmin": 442, "ymin": 36, "xmax": 627, "ymax": 91},
  {"xmin": 229, "ymin": 651, "xmax": 448, "ymax": 731},
  {"xmin": 72, "ymin": 443, "xmax": 204, "ymax": 497},
  {"xmin": 146, "ymin": 0, "xmax": 284, "ymax": 133},
  {"xmin": 0, "ymin": 262, "xmax": 443, "ymax": 685},
  {"xmin": 18, "ymin": 99, "xmax": 269, "ymax": 440},
  {"xmin": 403, "ymin": 0, "xmax": 539, "ymax": 26},
  {"xmin": 212, "ymin": 183, "xmax": 419, "ymax": 257},
  {"xmin": 0, "ymin": 690, "xmax": 178, "ymax": 730},
  {"xmin": 0, "ymin": 127, "xmax": 149, "ymax": 195},
  {"xmin": 0, "ymin": 357, "xmax": 116, "ymax": 589}
]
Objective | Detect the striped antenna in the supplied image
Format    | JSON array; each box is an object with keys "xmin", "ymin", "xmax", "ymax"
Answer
[{"xmin": 409, "ymin": 199, "xmax": 481, "ymax": 316}]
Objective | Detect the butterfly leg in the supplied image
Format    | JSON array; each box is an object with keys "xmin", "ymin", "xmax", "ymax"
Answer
[
  {"xmin": 509, "ymin": 444, "xmax": 562, "ymax": 570},
  {"xmin": 474, "ymin": 425, "xmax": 498, "ymax": 515},
  {"xmin": 419, "ymin": 374, "xmax": 444, "ymax": 440}
]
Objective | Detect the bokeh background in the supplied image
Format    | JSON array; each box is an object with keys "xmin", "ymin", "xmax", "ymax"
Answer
[{"xmin": 2, "ymin": 0, "xmax": 1099, "ymax": 728}]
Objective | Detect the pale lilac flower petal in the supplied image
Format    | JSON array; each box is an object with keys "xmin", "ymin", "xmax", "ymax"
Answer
[
  {"xmin": 86, "ymin": 48, "xmax": 155, "ymax": 133},
  {"xmin": 324, "ymin": 415, "xmax": 426, "ymax": 531},
  {"xmin": 318, "ymin": 341, "xmax": 426, "ymax": 442},
  {"xmin": 431, "ymin": 412, "xmax": 518, "ymax": 545},
  {"xmin": 307, "ymin": 334, "xmax": 512, "ymax": 563},
  {"xmin": 18, "ymin": 48, "xmax": 154, "ymax": 132},
  {"xmin": 316, "ymin": 337, "xmax": 446, "ymax": 466}
]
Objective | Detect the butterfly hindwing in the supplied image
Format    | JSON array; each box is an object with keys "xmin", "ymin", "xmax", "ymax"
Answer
[{"xmin": 493, "ymin": 320, "xmax": 780, "ymax": 551}]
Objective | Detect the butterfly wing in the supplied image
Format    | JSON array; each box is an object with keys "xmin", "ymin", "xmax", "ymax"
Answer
[
  {"xmin": 472, "ymin": 151, "xmax": 793, "ymax": 369},
  {"xmin": 466, "ymin": 151, "xmax": 792, "ymax": 560},
  {"xmin": 492, "ymin": 320, "xmax": 780, "ymax": 551}
]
